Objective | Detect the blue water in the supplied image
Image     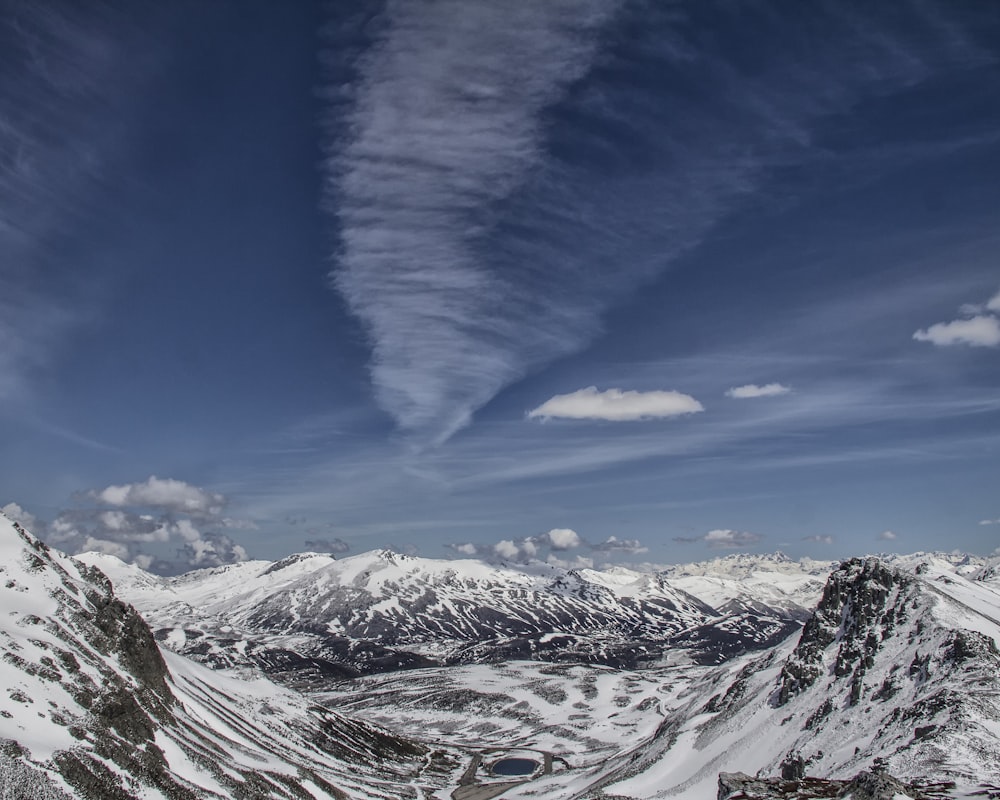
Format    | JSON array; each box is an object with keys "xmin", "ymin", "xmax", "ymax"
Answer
[{"xmin": 491, "ymin": 758, "xmax": 538, "ymax": 776}]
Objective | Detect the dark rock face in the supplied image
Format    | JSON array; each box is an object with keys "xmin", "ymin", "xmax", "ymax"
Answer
[
  {"xmin": 776, "ymin": 558, "xmax": 908, "ymax": 706},
  {"xmin": 717, "ymin": 768, "xmax": 955, "ymax": 800}
]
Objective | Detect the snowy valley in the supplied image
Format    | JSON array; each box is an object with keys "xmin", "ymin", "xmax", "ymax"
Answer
[{"xmin": 2, "ymin": 511, "xmax": 999, "ymax": 799}]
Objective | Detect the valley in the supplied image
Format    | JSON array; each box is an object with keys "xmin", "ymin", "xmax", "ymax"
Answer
[{"xmin": 2, "ymin": 511, "xmax": 999, "ymax": 799}]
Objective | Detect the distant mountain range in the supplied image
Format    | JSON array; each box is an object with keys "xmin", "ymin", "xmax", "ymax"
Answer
[{"xmin": 2, "ymin": 509, "xmax": 998, "ymax": 799}]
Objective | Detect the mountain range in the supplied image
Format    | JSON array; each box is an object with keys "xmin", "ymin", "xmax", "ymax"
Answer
[{"xmin": 2, "ymin": 510, "xmax": 998, "ymax": 799}]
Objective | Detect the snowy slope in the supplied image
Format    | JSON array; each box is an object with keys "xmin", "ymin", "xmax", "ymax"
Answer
[{"xmin": 0, "ymin": 513, "xmax": 464, "ymax": 799}]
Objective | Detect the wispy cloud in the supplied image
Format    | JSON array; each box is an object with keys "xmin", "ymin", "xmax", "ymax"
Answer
[
  {"xmin": 324, "ymin": 1, "xmax": 970, "ymax": 444},
  {"xmin": 326, "ymin": 0, "xmax": 620, "ymax": 443},
  {"xmin": 878, "ymin": 530, "xmax": 898, "ymax": 541},
  {"xmin": 593, "ymin": 535, "xmax": 648, "ymax": 555},
  {"xmin": 726, "ymin": 383, "xmax": 791, "ymax": 399},
  {"xmin": 802, "ymin": 534, "xmax": 834, "ymax": 545},
  {"xmin": 674, "ymin": 528, "xmax": 764, "ymax": 549},
  {"xmin": 0, "ymin": 3, "xmax": 148, "ymax": 402},
  {"xmin": 528, "ymin": 386, "xmax": 703, "ymax": 422}
]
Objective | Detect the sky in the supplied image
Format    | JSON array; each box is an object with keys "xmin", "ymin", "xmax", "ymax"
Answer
[{"xmin": 2, "ymin": 0, "xmax": 999, "ymax": 574}]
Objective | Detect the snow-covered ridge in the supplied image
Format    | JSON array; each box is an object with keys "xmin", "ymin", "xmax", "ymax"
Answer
[
  {"xmin": 0, "ymin": 512, "xmax": 460, "ymax": 799},
  {"xmin": 78, "ymin": 547, "xmax": 831, "ymax": 676}
]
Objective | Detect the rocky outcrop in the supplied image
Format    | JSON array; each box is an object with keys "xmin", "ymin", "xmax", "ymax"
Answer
[
  {"xmin": 718, "ymin": 767, "xmax": 956, "ymax": 800},
  {"xmin": 776, "ymin": 558, "xmax": 908, "ymax": 706}
]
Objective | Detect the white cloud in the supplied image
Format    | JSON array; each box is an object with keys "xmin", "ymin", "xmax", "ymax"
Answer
[
  {"xmin": 92, "ymin": 476, "xmax": 226, "ymax": 516},
  {"xmin": 80, "ymin": 536, "xmax": 129, "ymax": 561},
  {"xmin": 546, "ymin": 553, "xmax": 594, "ymax": 570},
  {"xmin": 979, "ymin": 519, "xmax": 998, "ymax": 526},
  {"xmin": 592, "ymin": 535, "xmax": 648, "ymax": 554},
  {"xmin": 325, "ymin": 0, "xmax": 619, "ymax": 443},
  {"xmin": 674, "ymin": 528, "xmax": 763, "ymax": 549},
  {"xmin": 878, "ymin": 530, "xmax": 898, "ymax": 541},
  {"xmin": 913, "ymin": 315, "xmax": 1000, "ymax": 347},
  {"xmin": 987, "ymin": 290, "xmax": 1000, "ymax": 313},
  {"xmin": 493, "ymin": 539, "xmax": 522, "ymax": 560},
  {"xmin": 542, "ymin": 527, "xmax": 581, "ymax": 550},
  {"xmin": 802, "ymin": 534, "xmax": 834, "ymax": 545},
  {"xmin": 2, "ymin": 502, "xmax": 38, "ymax": 530},
  {"xmin": 725, "ymin": 383, "xmax": 791, "ymax": 399},
  {"xmin": 528, "ymin": 386, "xmax": 704, "ymax": 422},
  {"xmin": 449, "ymin": 542, "xmax": 479, "ymax": 556}
]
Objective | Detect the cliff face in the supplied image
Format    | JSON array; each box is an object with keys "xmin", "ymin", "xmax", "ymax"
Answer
[{"xmin": 776, "ymin": 557, "xmax": 911, "ymax": 707}]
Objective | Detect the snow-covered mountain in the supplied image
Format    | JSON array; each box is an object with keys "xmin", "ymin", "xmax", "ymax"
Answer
[
  {"xmin": 0, "ymin": 515, "xmax": 463, "ymax": 799},
  {"xmin": 6, "ymin": 505, "xmax": 999, "ymax": 799},
  {"xmin": 79, "ymin": 548, "xmax": 828, "ymax": 680}
]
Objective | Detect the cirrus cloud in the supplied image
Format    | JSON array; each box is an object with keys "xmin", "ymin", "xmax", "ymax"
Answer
[{"xmin": 528, "ymin": 386, "xmax": 704, "ymax": 422}]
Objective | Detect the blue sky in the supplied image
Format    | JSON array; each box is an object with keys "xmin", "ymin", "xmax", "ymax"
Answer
[{"xmin": 2, "ymin": 0, "xmax": 999, "ymax": 573}]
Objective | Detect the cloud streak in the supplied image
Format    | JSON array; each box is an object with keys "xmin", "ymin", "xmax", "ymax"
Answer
[
  {"xmin": 674, "ymin": 528, "xmax": 764, "ymax": 549},
  {"xmin": 528, "ymin": 386, "xmax": 704, "ymax": 422},
  {"xmin": 0, "ymin": 2, "xmax": 148, "ymax": 402},
  {"xmin": 325, "ymin": 1, "xmax": 973, "ymax": 444}
]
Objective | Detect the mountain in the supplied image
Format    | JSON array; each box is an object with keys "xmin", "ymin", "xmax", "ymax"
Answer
[
  {"xmin": 78, "ymin": 549, "xmax": 828, "ymax": 681},
  {"xmin": 0, "ymin": 514, "xmax": 462, "ymax": 799},
  {"xmin": 569, "ymin": 556, "xmax": 1000, "ymax": 799},
  {"xmin": 7, "ymin": 506, "xmax": 998, "ymax": 799}
]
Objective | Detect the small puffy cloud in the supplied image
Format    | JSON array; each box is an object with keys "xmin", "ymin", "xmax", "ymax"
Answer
[
  {"xmin": 80, "ymin": 536, "xmax": 130, "ymax": 560},
  {"xmin": 528, "ymin": 386, "xmax": 703, "ymax": 422},
  {"xmin": 546, "ymin": 553, "xmax": 595, "ymax": 570},
  {"xmin": 674, "ymin": 528, "xmax": 763, "ymax": 549},
  {"xmin": 725, "ymin": 383, "xmax": 790, "ymax": 399},
  {"xmin": 592, "ymin": 535, "xmax": 648, "ymax": 555},
  {"xmin": 493, "ymin": 539, "xmax": 522, "ymax": 560},
  {"xmin": 91, "ymin": 476, "xmax": 226, "ymax": 516},
  {"xmin": 802, "ymin": 534, "xmax": 834, "ymax": 545},
  {"xmin": 913, "ymin": 315, "xmax": 1000, "ymax": 348},
  {"xmin": 2, "ymin": 502, "xmax": 38, "ymax": 530},
  {"xmin": 542, "ymin": 528, "xmax": 581, "ymax": 550},
  {"xmin": 304, "ymin": 537, "xmax": 350, "ymax": 555},
  {"xmin": 448, "ymin": 542, "xmax": 480, "ymax": 557},
  {"xmin": 988, "ymin": 289, "xmax": 1000, "ymax": 313},
  {"xmin": 877, "ymin": 530, "xmax": 898, "ymax": 541},
  {"xmin": 979, "ymin": 519, "xmax": 999, "ymax": 526}
]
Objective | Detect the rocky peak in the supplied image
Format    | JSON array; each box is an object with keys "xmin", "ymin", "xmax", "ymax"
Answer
[{"xmin": 776, "ymin": 557, "xmax": 910, "ymax": 706}]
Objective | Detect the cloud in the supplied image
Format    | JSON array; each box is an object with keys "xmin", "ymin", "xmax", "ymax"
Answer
[
  {"xmin": 91, "ymin": 476, "xmax": 226, "ymax": 517},
  {"xmin": 448, "ymin": 542, "xmax": 480, "ymax": 557},
  {"xmin": 303, "ymin": 537, "xmax": 351, "ymax": 555},
  {"xmin": 528, "ymin": 387, "xmax": 704, "ymax": 422},
  {"xmin": 979, "ymin": 519, "xmax": 999, "ymax": 526},
  {"xmin": 2, "ymin": 502, "xmax": 38, "ymax": 530},
  {"xmin": 674, "ymin": 528, "xmax": 764, "ymax": 549},
  {"xmin": 726, "ymin": 383, "xmax": 791, "ymax": 399},
  {"xmin": 324, "ymin": 2, "xmax": 959, "ymax": 444},
  {"xmin": 802, "ymin": 534, "xmax": 834, "ymax": 545},
  {"xmin": 878, "ymin": 530, "xmax": 898, "ymax": 541},
  {"xmin": 592, "ymin": 535, "xmax": 648, "ymax": 555},
  {"xmin": 541, "ymin": 527, "xmax": 581, "ymax": 550},
  {"xmin": 11, "ymin": 477, "xmax": 251, "ymax": 574},
  {"xmin": 988, "ymin": 290, "xmax": 1000, "ymax": 313},
  {"xmin": 0, "ymin": 4, "xmax": 151, "ymax": 403},
  {"xmin": 913, "ymin": 315, "xmax": 1000, "ymax": 347},
  {"xmin": 546, "ymin": 553, "xmax": 595, "ymax": 570},
  {"xmin": 325, "ymin": 0, "xmax": 619, "ymax": 443}
]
